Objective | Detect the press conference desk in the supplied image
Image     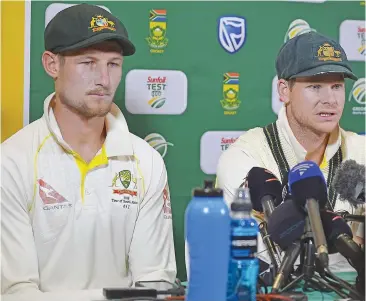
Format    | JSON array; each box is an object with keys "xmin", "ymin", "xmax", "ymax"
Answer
[
  {"xmin": 1, "ymin": 272, "xmax": 358, "ymax": 301},
  {"xmin": 181, "ymin": 272, "xmax": 359, "ymax": 301}
]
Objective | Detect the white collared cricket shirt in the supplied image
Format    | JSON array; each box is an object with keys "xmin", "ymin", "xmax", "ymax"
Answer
[{"xmin": 1, "ymin": 93, "xmax": 176, "ymax": 295}]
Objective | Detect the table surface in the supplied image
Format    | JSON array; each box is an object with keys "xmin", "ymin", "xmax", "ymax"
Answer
[{"xmin": 182, "ymin": 272, "xmax": 358, "ymax": 301}]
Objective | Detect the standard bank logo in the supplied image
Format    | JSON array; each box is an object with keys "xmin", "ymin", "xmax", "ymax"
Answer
[
  {"xmin": 218, "ymin": 16, "xmax": 246, "ymax": 54},
  {"xmin": 348, "ymin": 78, "xmax": 365, "ymax": 115},
  {"xmin": 144, "ymin": 133, "xmax": 174, "ymax": 158}
]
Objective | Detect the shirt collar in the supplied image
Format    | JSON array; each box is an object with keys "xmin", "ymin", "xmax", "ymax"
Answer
[
  {"xmin": 43, "ymin": 92, "xmax": 134, "ymax": 157},
  {"xmin": 277, "ymin": 106, "xmax": 341, "ymax": 162}
]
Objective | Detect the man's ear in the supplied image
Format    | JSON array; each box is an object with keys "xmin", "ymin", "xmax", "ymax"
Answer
[
  {"xmin": 42, "ymin": 51, "xmax": 62, "ymax": 79},
  {"xmin": 277, "ymin": 78, "xmax": 291, "ymax": 105}
]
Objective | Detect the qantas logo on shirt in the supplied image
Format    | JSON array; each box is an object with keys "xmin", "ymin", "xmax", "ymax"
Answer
[
  {"xmin": 38, "ymin": 179, "xmax": 72, "ymax": 211},
  {"xmin": 38, "ymin": 179, "xmax": 67, "ymax": 204}
]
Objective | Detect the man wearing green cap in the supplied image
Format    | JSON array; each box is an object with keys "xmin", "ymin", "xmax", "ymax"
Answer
[
  {"xmin": 217, "ymin": 32, "xmax": 364, "ymax": 273},
  {"xmin": 1, "ymin": 4, "xmax": 176, "ymax": 299}
]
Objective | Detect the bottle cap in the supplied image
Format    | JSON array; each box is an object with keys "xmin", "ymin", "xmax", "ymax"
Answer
[
  {"xmin": 231, "ymin": 187, "xmax": 252, "ymax": 212},
  {"xmin": 193, "ymin": 180, "xmax": 223, "ymax": 197}
]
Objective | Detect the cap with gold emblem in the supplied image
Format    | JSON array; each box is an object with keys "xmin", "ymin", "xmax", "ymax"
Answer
[
  {"xmin": 44, "ymin": 3, "xmax": 135, "ymax": 56},
  {"xmin": 276, "ymin": 31, "xmax": 357, "ymax": 80}
]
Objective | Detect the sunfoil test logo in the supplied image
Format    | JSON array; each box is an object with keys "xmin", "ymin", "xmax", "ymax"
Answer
[
  {"xmin": 348, "ymin": 78, "xmax": 365, "ymax": 115},
  {"xmin": 218, "ymin": 16, "xmax": 246, "ymax": 54},
  {"xmin": 144, "ymin": 133, "xmax": 174, "ymax": 158},
  {"xmin": 147, "ymin": 76, "xmax": 167, "ymax": 108}
]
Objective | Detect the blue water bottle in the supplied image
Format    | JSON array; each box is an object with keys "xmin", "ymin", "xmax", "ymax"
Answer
[
  {"xmin": 185, "ymin": 180, "xmax": 231, "ymax": 301},
  {"xmin": 227, "ymin": 187, "xmax": 259, "ymax": 301}
]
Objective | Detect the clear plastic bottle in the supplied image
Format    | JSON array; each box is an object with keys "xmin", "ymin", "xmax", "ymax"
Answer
[{"xmin": 227, "ymin": 187, "xmax": 259, "ymax": 301}]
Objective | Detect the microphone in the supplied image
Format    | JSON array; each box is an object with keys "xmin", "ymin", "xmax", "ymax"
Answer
[
  {"xmin": 321, "ymin": 210, "xmax": 365, "ymax": 270},
  {"xmin": 337, "ymin": 211, "xmax": 365, "ymax": 223},
  {"xmin": 321, "ymin": 210, "xmax": 365, "ymax": 298},
  {"xmin": 333, "ymin": 160, "xmax": 365, "ymax": 206},
  {"xmin": 288, "ymin": 161, "xmax": 329, "ymax": 269},
  {"xmin": 271, "ymin": 240, "xmax": 302, "ymax": 293},
  {"xmin": 244, "ymin": 167, "xmax": 283, "ymax": 273},
  {"xmin": 267, "ymin": 198, "xmax": 306, "ymax": 250},
  {"xmin": 245, "ymin": 167, "xmax": 283, "ymax": 221}
]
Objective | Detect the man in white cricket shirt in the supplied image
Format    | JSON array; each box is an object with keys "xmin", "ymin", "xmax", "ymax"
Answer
[
  {"xmin": 1, "ymin": 4, "xmax": 176, "ymax": 300},
  {"xmin": 216, "ymin": 31, "xmax": 365, "ymax": 288}
]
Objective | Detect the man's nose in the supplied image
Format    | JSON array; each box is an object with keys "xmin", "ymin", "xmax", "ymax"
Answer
[
  {"xmin": 320, "ymin": 87, "xmax": 338, "ymax": 105},
  {"xmin": 94, "ymin": 64, "xmax": 110, "ymax": 87}
]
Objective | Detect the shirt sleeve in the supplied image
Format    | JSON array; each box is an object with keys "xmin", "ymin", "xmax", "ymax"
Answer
[
  {"xmin": 128, "ymin": 150, "xmax": 177, "ymax": 284},
  {"xmin": 216, "ymin": 145, "xmax": 261, "ymax": 206},
  {"xmin": 1, "ymin": 151, "xmax": 41, "ymax": 294},
  {"xmin": 216, "ymin": 146, "xmax": 273, "ymax": 265}
]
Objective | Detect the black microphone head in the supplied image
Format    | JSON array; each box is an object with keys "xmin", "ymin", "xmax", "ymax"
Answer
[
  {"xmin": 320, "ymin": 210, "xmax": 353, "ymax": 254},
  {"xmin": 332, "ymin": 160, "xmax": 366, "ymax": 207},
  {"xmin": 267, "ymin": 198, "xmax": 306, "ymax": 250},
  {"xmin": 245, "ymin": 167, "xmax": 283, "ymax": 212}
]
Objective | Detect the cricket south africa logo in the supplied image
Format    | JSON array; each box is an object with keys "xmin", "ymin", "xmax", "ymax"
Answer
[
  {"xmin": 349, "ymin": 78, "xmax": 365, "ymax": 115},
  {"xmin": 146, "ymin": 9, "xmax": 168, "ymax": 53},
  {"xmin": 218, "ymin": 16, "xmax": 246, "ymax": 54},
  {"xmin": 144, "ymin": 133, "xmax": 173, "ymax": 158},
  {"xmin": 220, "ymin": 72, "xmax": 241, "ymax": 115}
]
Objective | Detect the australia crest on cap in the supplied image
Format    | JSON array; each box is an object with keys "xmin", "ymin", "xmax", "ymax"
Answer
[
  {"xmin": 89, "ymin": 14, "xmax": 116, "ymax": 32},
  {"xmin": 316, "ymin": 43, "xmax": 342, "ymax": 62}
]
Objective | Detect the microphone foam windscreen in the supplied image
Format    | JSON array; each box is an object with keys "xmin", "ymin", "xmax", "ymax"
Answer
[
  {"xmin": 332, "ymin": 160, "xmax": 365, "ymax": 206},
  {"xmin": 288, "ymin": 161, "xmax": 328, "ymax": 209},
  {"xmin": 267, "ymin": 199, "xmax": 306, "ymax": 250},
  {"xmin": 246, "ymin": 167, "xmax": 283, "ymax": 212}
]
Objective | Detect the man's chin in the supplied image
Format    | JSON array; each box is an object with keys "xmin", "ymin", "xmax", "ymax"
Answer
[
  {"xmin": 79, "ymin": 104, "xmax": 112, "ymax": 118},
  {"xmin": 313, "ymin": 122, "xmax": 338, "ymax": 135}
]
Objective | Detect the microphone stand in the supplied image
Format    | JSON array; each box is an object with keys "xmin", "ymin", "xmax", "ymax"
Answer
[{"xmin": 279, "ymin": 217, "xmax": 352, "ymax": 299}]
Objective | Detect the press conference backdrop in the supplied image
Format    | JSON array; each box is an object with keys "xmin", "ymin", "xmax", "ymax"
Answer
[{"xmin": 7, "ymin": 0, "xmax": 366, "ymax": 280}]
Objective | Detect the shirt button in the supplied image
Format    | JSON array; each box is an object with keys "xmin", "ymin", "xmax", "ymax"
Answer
[{"xmin": 85, "ymin": 189, "xmax": 91, "ymax": 196}]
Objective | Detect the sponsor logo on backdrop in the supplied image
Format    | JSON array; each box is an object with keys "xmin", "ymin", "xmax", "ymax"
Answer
[
  {"xmin": 348, "ymin": 78, "xmax": 365, "ymax": 115},
  {"xmin": 146, "ymin": 9, "xmax": 168, "ymax": 53},
  {"xmin": 200, "ymin": 131, "xmax": 245, "ymax": 175},
  {"xmin": 220, "ymin": 72, "xmax": 241, "ymax": 115},
  {"xmin": 125, "ymin": 69, "xmax": 187, "ymax": 115},
  {"xmin": 147, "ymin": 76, "xmax": 167, "ymax": 108},
  {"xmin": 144, "ymin": 133, "xmax": 174, "ymax": 158},
  {"xmin": 340, "ymin": 20, "xmax": 365, "ymax": 61},
  {"xmin": 284, "ymin": 19, "xmax": 316, "ymax": 42},
  {"xmin": 45, "ymin": 3, "xmax": 111, "ymax": 27},
  {"xmin": 218, "ymin": 16, "xmax": 246, "ymax": 54},
  {"xmin": 272, "ymin": 76, "xmax": 283, "ymax": 115}
]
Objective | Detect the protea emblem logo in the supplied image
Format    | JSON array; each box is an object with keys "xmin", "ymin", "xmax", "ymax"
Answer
[{"xmin": 144, "ymin": 133, "xmax": 174, "ymax": 158}]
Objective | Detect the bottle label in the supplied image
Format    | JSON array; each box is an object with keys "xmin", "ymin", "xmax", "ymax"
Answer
[{"xmin": 231, "ymin": 235, "xmax": 257, "ymax": 258}]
